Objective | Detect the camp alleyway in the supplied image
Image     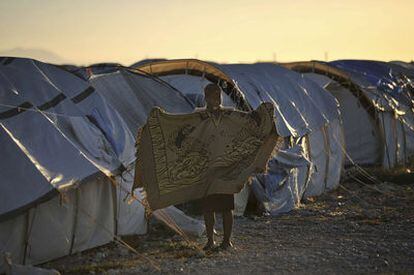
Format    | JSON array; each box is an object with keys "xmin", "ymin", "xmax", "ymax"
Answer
[{"xmin": 43, "ymin": 178, "xmax": 414, "ymax": 274}]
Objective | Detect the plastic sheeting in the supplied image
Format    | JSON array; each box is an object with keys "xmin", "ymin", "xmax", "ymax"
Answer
[
  {"xmin": 0, "ymin": 173, "xmax": 148, "ymax": 273},
  {"xmin": 330, "ymin": 60, "xmax": 414, "ymax": 113},
  {"xmin": 381, "ymin": 112, "xmax": 398, "ymax": 169},
  {"xmin": 0, "ymin": 126, "xmax": 55, "ymax": 218},
  {"xmin": 306, "ymin": 73, "xmax": 382, "ymax": 166},
  {"xmin": 325, "ymin": 119, "xmax": 345, "ymax": 190},
  {"xmin": 0, "ymin": 58, "xmax": 206, "ymax": 272},
  {"xmin": 84, "ymin": 66, "xmax": 207, "ymax": 235},
  {"xmin": 249, "ymin": 118, "xmax": 344, "ymax": 215},
  {"xmin": 0, "ymin": 214, "xmax": 25, "ymax": 273},
  {"xmin": 218, "ymin": 63, "xmax": 339, "ymax": 137},
  {"xmin": 305, "ymin": 120, "xmax": 344, "ymax": 197},
  {"xmin": 135, "ymin": 60, "xmax": 339, "ymax": 138},
  {"xmin": 234, "ymin": 184, "xmax": 251, "ymax": 216},
  {"xmin": 0, "ymin": 59, "xmax": 126, "ymax": 171},
  {"xmin": 0, "ymin": 58, "xmax": 124, "ymax": 219},
  {"xmin": 156, "ymin": 207, "xmax": 205, "ymax": 237},
  {"xmin": 377, "ymin": 111, "xmax": 409, "ymax": 168},
  {"xmin": 305, "ymin": 127, "xmax": 328, "ymax": 197},
  {"xmin": 115, "ymin": 169, "xmax": 147, "ymax": 236},
  {"xmin": 395, "ymin": 118, "xmax": 407, "ymax": 165},
  {"xmin": 89, "ymin": 69, "xmax": 194, "ymax": 135},
  {"xmin": 251, "ymin": 140, "xmax": 311, "ymax": 215},
  {"xmin": 401, "ymin": 113, "xmax": 414, "ymax": 159},
  {"xmin": 0, "ymin": 178, "xmax": 103, "ymax": 270},
  {"xmin": 0, "ymin": 58, "xmax": 148, "ymax": 272},
  {"xmin": 136, "ymin": 60, "xmax": 344, "ymax": 215},
  {"xmin": 295, "ymin": 62, "xmax": 414, "ymax": 169}
]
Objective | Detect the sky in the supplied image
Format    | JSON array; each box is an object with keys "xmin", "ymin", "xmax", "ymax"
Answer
[{"xmin": 0, "ymin": 0, "xmax": 413, "ymax": 65}]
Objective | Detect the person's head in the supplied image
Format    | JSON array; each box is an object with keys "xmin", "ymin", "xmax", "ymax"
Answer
[{"xmin": 204, "ymin": 83, "xmax": 222, "ymax": 109}]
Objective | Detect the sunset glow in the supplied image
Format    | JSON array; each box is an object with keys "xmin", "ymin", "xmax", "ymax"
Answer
[{"xmin": 0, "ymin": 0, "xmax": 413, "ymax": 65}]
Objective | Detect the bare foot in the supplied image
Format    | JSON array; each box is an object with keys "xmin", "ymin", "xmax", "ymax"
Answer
[
  {"xmin": 219, "ymin": 241, "xmax": 234, "ymax": 250},
  {"xmin": 203, "ymin": 241, "xmax": 216, "ymax": 251}
]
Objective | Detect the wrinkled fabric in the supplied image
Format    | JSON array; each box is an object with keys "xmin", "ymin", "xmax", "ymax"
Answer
[
  {"xmin": 330, "ymin": 60, "xmax": 414, "ymax": 113},
  {"xmin": 218, "ymin": 63, "xmax": 339, "ymax": 137},
  {"xmin": 133, "ymin": 103, "xmax": 279, "ymax": 210},
  {"xmin": 251, "ymin": 143, "xmax": 311, "ymax": 215}
]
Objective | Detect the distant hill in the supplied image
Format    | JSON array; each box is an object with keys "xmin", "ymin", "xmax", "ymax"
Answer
[{"xmin": 0, "ymin": 47, "xmax": 70, "ymax": 64}]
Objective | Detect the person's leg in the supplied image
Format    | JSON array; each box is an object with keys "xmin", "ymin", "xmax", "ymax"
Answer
[
  {"xmin": 221, "ymin": 210, "xmax": 234, "ymax": 248},
  {"xmin": 203, "ymin": 211, "xmax": 216, "ymax": 250}
]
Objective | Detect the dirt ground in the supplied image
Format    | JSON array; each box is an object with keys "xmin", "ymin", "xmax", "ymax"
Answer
[{"xmin": 42, "ymin": 172, "xmax": 414, "ymax": 274}]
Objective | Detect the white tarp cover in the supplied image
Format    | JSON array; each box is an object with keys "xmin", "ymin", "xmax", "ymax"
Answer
[
  {"xmin": 325, "ymin": 119, "xmax": 345, "ymax": 190},
  {"xmin": 137, "ymin": 61, "xmax": 344, "ymax": 215},
  {"xmin": 142, "ymin": 61, "xmax": 344, "ymax": 215},
  {"xmin": 218, "ymin": 63, "xmax": 340, "ymax": 138},
  {"xmin": 0, "ymin": 58, "xmax": 147, "ymax": 272},
  {"xmin": 366, "ymin": 61, "xmax": 414, "ymax": 167},
  {"xmin": 251, "ymin": 141, "xmax": 311, "ymax": 215},
  {"xmin": 302, "ymin": 119, "xmax": 344, "ymax": 197},
  {"xmin": 115, "ymin": 169, "xmax": 147, "ymax": 236},
  {"xmin": 401, "ymin": 114, "xmax": 414, "ymax": 159},
  {"xmin": 156, "ymin": 207, "xmax": 205, "ymax": 237},
  {"xmin": 218, "ymin": 64, "xmax": 343, "ymax": 210},
  {"xmin": 0, "ymin": 58, "xmax": 123, "ymax": 172},
  {"xmin": 0, "ymin": 177, "xmax": 123, "ymax": 270},
  {"xmin": 0, "ymin": 58, "xmax": 123, "ymax": 219},
  {"xmin": 0, "ymin": 126, "xmax": 57, "ymax": 218},
  {"xmin": 88, "ymin": 69, "xmax": 195, "ymax": 135},
  {"xmin": 84, "ymin": 66, "xmax": 206, "ymax": 234},
  {"xmin": 381, "ymin": 112, "xmax": 398, "ymax": 169},
  {"xmin": 139, "ymin": 61, "xmax": 340, "ymax": 137},
  {"xmin": 249, "ymin": 118, "xmax": 343, "ymax": 215},
  {"xmin": 33, "ymin": 61, "xmax": 136, "ymax": 166},
  {"xmin": 0, "ymin": 111, "xmax": 98, "ymax": 217},
  {"xmin": 330, "ymin": 60, "xmax": 414, "ymax": 114},
  {"xmin": 306, "ymin": 73, "xmax": 382, "ymax": 166}
]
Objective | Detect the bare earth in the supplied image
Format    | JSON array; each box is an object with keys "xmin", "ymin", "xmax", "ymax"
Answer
[{"xmin": 43, "ymin": 176, "xmax": 414, "ymax": 274}]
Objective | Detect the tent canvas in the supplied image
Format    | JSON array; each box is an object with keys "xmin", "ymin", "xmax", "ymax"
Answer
[
  {"xmin": 135, "ymin": 59, "xmax": 345, "ymax": 215},
  {"xmin": 285, "ymin": 60, "xmax": 414, "ymax": 169},
  {"xmin": 0, "ymin": 58, "xmax": 147, "ymax": 272}
]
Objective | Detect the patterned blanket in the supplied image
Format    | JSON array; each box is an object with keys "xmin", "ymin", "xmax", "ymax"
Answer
[{"xmin": 133, "ymin": 102, "xmax": 279, "ymax": 210}]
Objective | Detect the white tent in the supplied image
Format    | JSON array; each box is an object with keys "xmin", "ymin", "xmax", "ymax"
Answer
[
  {"xmin": 0, "ymin": 58, "xmax": 148, "ymax": 272},
  {"xmin": 135, "ymin": 60, "xmax": 345, "ymax": 216},
  {"xmin": 73, "ymin": 64, "xmax": 195, "ymax": 134},
  {"xmin": 71, "ymin": 64, "xmax": 206, "ymax": 236},
  {"xmin": 285, "ymin": 61, "xmax": 414, "ymax": 169}
]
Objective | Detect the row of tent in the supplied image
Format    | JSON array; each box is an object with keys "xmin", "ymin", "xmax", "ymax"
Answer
[{"xmin": 0, "ymin": 57, "xmax": 413, "ymax": 271}]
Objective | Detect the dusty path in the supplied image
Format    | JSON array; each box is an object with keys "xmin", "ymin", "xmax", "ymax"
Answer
[{"xmin": 43, "ymin": 178, "xmax": 414, "ymax": 274}]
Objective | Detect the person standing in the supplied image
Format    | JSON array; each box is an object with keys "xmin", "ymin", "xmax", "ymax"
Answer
[
  {"xmin": 133, "ymin": 83, "xmax": 278, "ymax": 252},
  {"xmin": 200, "ymin": 84, "xmax": 234, "ymax": 251}
]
